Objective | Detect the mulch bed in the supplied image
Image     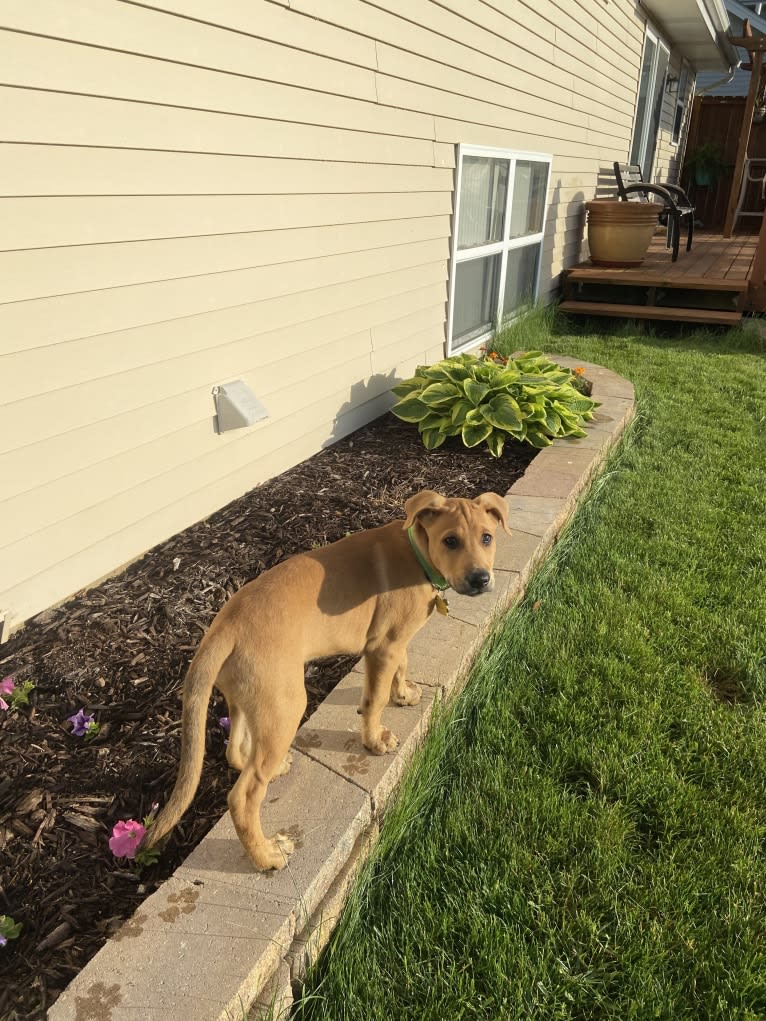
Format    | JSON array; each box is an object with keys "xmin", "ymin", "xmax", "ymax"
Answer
[{"xmin": 0, "ymin": 413, "xmax": 536, "ymax": 1020}]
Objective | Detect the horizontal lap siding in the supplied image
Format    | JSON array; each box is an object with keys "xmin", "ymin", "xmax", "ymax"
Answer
[{"xmin": 0, "ymin": 0, "xmax": 647, "ymax": 632}]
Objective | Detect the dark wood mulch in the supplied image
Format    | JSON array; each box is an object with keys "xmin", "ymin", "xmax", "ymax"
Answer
[{"xmin": 0, "ymin": 413, "xmax": 536, "ymax": 1020}]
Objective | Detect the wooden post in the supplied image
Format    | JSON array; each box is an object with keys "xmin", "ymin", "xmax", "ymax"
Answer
[
  {"xmin": 748, "ymin": 181, "xmax": 766, "ymax": 304},
  {"xmin": 724, "ymin": 24, "xmax": 760, "ymax": 236}
]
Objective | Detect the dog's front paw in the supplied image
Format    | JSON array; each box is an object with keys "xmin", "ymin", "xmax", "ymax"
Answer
[
  {"xmin": 364, "ymin": 727, "xmax": 399, "ymax": 755},
  {"xmin": 392, "ymin": 680, "xmax": 422, "ymax": 707},
  {"xmin": 252, "ymin": 832, "xmax": 294, "ymax": 871}
]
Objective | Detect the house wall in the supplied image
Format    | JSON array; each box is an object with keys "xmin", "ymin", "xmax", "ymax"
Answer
[{"xmin": 1, "ymin": 0, "xmax": 665, "ymax": 634}]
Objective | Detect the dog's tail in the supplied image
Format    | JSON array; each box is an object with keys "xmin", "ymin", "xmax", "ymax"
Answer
[{"xmin": 143, "ymin": 627, "xmax": 233, "ymax": 850}]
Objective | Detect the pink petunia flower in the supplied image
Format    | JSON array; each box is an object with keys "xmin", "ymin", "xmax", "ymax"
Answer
[
  {"xmin": 108, "ymin": 819, "xmax": 146, "ymax": 859},
  {"xmin": 0, "ymin": 677, "xmax": 15, "ymax": 696},
  {"xmin": 0, "ymin": 698, "xmax": 8, "ymax": 712}
]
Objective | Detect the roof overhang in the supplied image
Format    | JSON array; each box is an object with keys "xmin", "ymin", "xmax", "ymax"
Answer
[{"xmin": 638, "ymin": 0, "xmax": 740, "ymax": 72}]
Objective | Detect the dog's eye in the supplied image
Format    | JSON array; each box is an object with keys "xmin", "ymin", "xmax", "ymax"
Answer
[
  {"xmin": 443, "ymin": 535, "xmax": 459, "ymax": 550},
  {"xmin": 481, "ymin": 533, "xmax": 493, "ymax": 546}
]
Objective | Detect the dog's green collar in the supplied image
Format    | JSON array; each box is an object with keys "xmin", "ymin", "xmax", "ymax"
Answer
[{"xmin": 407, "ymin": 526, "xmax": 449, "ymax": 591}]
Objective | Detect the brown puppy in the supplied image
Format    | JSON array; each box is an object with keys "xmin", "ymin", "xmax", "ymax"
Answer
[{"xmin": 143, "ymin": 490, "xmax": 510, "ymax": 870}]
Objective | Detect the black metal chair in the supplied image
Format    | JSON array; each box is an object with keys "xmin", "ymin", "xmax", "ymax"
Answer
[{"xmin": 613, "ymin": 162, "xmax": 694, "ymax": 262}]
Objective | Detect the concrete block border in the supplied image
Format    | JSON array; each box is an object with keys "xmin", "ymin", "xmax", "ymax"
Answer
[{"xmin": 48, "ymin": 358, "xmax": 635, "ymax": 1021}]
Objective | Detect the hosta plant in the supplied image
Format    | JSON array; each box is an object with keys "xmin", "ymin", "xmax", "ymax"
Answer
[{"xmin": 391, "ymin": 351, "xmax": 599, "ymax": 456}]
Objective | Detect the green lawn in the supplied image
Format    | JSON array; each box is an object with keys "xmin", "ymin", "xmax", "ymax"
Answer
[{"xmin": 295, "ymin": 317, "xmax": 766, "ymax": 1021}]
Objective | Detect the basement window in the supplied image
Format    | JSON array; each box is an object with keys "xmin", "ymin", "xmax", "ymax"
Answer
[{"xmin": 447, "ymin": 144, "xmax": 552, "ymax": 354}]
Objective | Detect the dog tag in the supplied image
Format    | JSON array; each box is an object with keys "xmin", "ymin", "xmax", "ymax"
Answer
[{"xmin": 435, "ymin": 594, "xmax": 450, "ymax": 616}]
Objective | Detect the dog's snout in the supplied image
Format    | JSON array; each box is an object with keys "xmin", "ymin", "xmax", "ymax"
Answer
[{"xmin": 468, "ymin": 569, "xmax": 491, "ymax": 591}]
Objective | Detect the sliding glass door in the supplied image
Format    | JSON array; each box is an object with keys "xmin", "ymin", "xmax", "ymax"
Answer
[{"xmin": 630, "ymin": 25, "xmax": 670, "ymax": 179}]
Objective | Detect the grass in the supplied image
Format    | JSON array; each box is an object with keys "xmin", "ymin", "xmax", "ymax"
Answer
[{"xmin": 294, "ymin": 313, "xmax": 766, "ymax": 1020}]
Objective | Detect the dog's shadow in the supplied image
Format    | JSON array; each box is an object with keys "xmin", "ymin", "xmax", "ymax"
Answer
[
  {"xmin": 183, "ymin": 817, "xmax": 308, "ymax": 881},
  {"xmin": 307, "ymin": 682, "xmax": 361, "ymax": 707},
  {"xmin": 293, "ymin": 727, "xmax": 367, "ymax": 755},
  {"xmin": 180, "ymin": 838, "xmax": 273, "ymax": 878}
]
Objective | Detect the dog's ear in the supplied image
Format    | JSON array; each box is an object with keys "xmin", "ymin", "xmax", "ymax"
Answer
[
  {"xmin": 473, "ymin": 492, "xmax": 511, "ymax": 534},
  {"xmin": 403, "ymin": 490, "xmax": 447, "ymax": 529}
]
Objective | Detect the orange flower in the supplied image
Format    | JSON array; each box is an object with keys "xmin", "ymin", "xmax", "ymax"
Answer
[{"xmin": 574, "ymin": 367, "xmax": 586, "ymax": 375}]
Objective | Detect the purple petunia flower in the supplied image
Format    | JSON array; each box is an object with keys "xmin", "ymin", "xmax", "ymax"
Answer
[
  {"xmin": 0, "ymin": 934, "xmax": 6, "ymax": 947},
  {"xmin": 219, "ymin": 716, "xmax": 230, "ymax": 732},
  {"xmin": 67, "ymin": 708, "xmax": 95, "ymax": 737}
]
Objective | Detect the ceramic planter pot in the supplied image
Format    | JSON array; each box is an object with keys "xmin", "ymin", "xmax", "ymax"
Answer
[{"xmin": 585, "ymin": 199, "xmax": 659, "ymax": 267}]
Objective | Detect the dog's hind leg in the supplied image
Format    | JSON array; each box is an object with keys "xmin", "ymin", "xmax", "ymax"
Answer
[
  {"xmin": 360, "ymin": 644, "xmax": 405, "ymax": 755},
  {"xmin": 389, "ymin": 651, "xmax": 422, "ymax": 707},
  {"xmin": 274, "ymin": 751, "xmax": 293, "ymax": 776},
  {"xmin": 225, "ymin": 705, "xmax": 251, "ymax": 772},
  {"xmin": 227, "ymin": 684, "xmax": 306, "ymax": 871}
]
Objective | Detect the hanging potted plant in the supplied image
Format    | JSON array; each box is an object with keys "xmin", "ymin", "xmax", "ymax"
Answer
[
  {"xmin": 754, "ymin": 88, "xmax": 766, "ymax": 124},
  {"xmin": 683, "ymin": 142, "xmax": 727, "ymax": 188}
]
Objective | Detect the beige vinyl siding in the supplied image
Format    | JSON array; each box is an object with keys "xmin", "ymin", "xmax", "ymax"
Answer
[
  {"xmin": 0, "ymin": 0, "xmax": 667, "ymax": 633},
  {"xmin": 0, "ymin": 146, "xmax": 449, "ymax": 195},
  {"xmin": 0, "ymin": 217, "xmax": 451, "ymax": 304}
]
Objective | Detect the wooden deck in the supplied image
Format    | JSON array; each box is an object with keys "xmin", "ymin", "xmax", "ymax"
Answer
[{"xmin": 560, "ymin": 232, "xmax": 760, "ymax": 325}]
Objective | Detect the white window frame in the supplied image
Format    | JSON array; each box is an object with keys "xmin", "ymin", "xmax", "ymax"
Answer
[{"xmin": 447, "ymin": 144, "xmax": 552, "ymax": 356}]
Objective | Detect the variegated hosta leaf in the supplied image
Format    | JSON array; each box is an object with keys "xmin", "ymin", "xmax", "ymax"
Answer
[
  {"xmin": 420, "ymin": 427, "xmax": 448, "ymax": 449},
  {"xmin": 418, "ymin": 364, "xmax": 451, "ymax": 379},
  {"xmin": 462, "ymin": 419, "xmax": 493, "ymax": 447},
  {"xmin": 544, "ymin": 409, "xmax": 561, "ymax": 434},
  {"xmin": 464, "ymin": 407, "xmax": 487, "ymax": 427},
  {"xmin": 486, "ymin": 430, "xmax": 506, "ymax": 458},
  {"xmin": 566, "ymin": 396, "xmax": 600, "ymax": 413},
  {"xmin": 492, "ymin": 367, "xmax": 522, "ymax": 388},
  {"xmin": 391, "ymin": 377, "xmax": 427, "ymax": 399},
  {"xmin": 391, "ymin": 397, "xmax": 432, "ymax": 422},
  {"xmin": 419, "ymin": 381, "xmax": 461, "ymax": 406},
  {"xmin": 419, "ymin": 411, "xmax": 453, "ymax": 432},
  {"xmin": 464, "ymin": 379, "xmax": 490, "ymax": 406},
  {"xmin": 513, "ymin": 350, "xmax": 545, "ymax": 369},
  {"xmin": 451, "ymin": 399, "xmax": 473, "ymax": 426},
  {"xmin": 525, "ymin": 428, "xmax": 554, "ymax": 448},
  {"xmin": 481, "ymin": 394, "xmax": 523, "ymax": 431},
  {"xmin": 440, "ymin": 359, "xmax": 475, "ymax": 383}
]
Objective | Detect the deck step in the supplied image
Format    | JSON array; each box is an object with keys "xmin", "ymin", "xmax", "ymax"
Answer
[
  {"xmin": 563, "ymin": 267, "xmax": 747, "ymax": 292},
  {"xmin": 558, "ymin": 301, "xmax": 742, "ymax": 325}
]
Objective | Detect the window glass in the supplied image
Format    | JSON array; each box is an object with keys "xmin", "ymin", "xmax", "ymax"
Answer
[
  {"xmin": 503, "ymin": 246, "xmax": 540, "ymax": 316},
  {"xmin": 509, "ymin": 161, "xmax": 548, "ymax": 237},
  {"xmin": 630, "ymin": 35, "xmax": 657, "ymax": 167},
  {"xmin": 643, "ymin": 45, "xmax": 670, "ymax": 177},
  {"xmin": 457, "ymin": 156, "xmax": 509, "ymax": 249},
  {"xmin": 452, "ymin": 255, "xmax": 502, "ymax": 345}
]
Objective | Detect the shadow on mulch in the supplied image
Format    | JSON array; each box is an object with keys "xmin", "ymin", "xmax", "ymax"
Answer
[{"xmin": 0, "ymin": 414, "xmax": 536, "ymax": 1020}]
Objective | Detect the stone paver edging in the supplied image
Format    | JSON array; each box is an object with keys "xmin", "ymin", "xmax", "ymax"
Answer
[{"xmin": 48, "ymin": 357, "xmax": 635, "ymax": 1021}]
